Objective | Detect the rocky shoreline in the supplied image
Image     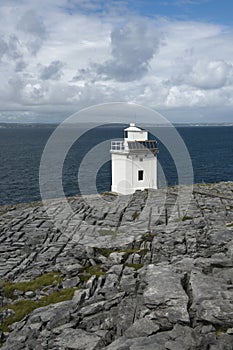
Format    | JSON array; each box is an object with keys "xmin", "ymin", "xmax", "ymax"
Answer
[{"xmin": 0, "ymin": 182, "xmax": 233, "ymax": 349}]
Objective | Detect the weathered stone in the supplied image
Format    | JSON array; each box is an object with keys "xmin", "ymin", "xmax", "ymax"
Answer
[
  {"xmin": 60, "ymin": 263, "xmax": 83, "ymax": 275},
  {"xmin": 0, "ymin": 182, "xmax": 233, "ymax": 349},
  {"xmin": 190, "ymin": 269, "xmax": 233, "ymax": 327},
  {"xmin": 24, "ymin": 290, "xmax": 36, "ymax": 298},
  {"xmin": 124, "ymin": 319, "xmax": 159, "ymax": 338},
  {"xmin": 62, "ymin": 276, "xmax": 80, "ymax": 288},
  {"xmin": 108, "ymin": 252, "xmax": 125, "ymax": 264},
  {"xmin": 50, "ymin": 328, "xmax": 103, "ymax": 349},
  {"xmin": 142, "ymin": 264, "xmax": 190, "ymax": 326},
  {"xmin": 72, "ymin": 289, "xmax": 88, "ymax": 304}
]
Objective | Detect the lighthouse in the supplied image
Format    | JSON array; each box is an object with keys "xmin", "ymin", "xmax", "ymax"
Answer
[{"xmin": 110, "ymin": 123, "xmax": 158, "ymax": 195}]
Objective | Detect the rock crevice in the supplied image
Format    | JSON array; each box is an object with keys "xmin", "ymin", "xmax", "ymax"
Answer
[{"xmin": 0, "ymin": 182, "xmax": 233, "ymax": 349}]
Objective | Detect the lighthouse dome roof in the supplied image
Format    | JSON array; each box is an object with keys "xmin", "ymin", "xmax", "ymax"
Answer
[{"xmin": 124, "ymin": 123, "xmax": 144, "ymax": 132}]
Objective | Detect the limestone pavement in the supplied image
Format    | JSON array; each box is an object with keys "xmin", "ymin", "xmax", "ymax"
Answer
[{"xmin": 0, "ymin": 182, "xmax": 233, "ymax": 349}]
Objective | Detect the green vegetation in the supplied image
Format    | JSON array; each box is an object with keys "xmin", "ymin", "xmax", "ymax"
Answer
[
  {"xmin": 0, "ymin": 210, "xmax": 8, "ymax": 217},
  {"xmin": 118, "ymin": 247, "xmax": 139, "ymax": 255},
  {"xmin": 226, "ymin": 206, "xmax": 233, "ymax": 210},
  {"xmin": 215, "ymin": 326, "xmax": 228, "ymax": 337},
  {"xmin": 181, "ymin": 216, "xmax": 193, "ymax": 221},
  {"xmin": 98, "ymin": 229, "xmax": 117, "ymax": 236},
  {"xmin": 118, "ymin": 247, "xmax": 149, "ymax": 258},
  {"xmin": 101, "ymin": 192, "xmax": 118, "ymax": 197},
  {"xmin": 78, "ymin": 265, "xmax": 105, "ymax": 283},
  {"xmin": 137, "ymin": 249, "xmax": 149, "ymax": 257},
  {"xmin": 2, "ymin": 272, "xmax": 63, "ymax": 299},
  {"xmin": 197, "ymin": 183, "xmax": 213, "ymax": 187},
  {"xmin": 95, "ymin": 247, "xmax": 149, "ymax": 259},
  {"xmin": 124, "ymin": 263, "xmax": 144, "ymax": 271},
  {"xmin": 132, "ymin": 211, "xmax": 139, "ymax": 220},
  {"xmin": 0, "ymin": 288, "xmax": 75, "ymax": 332},
  {"xmin": 143, "ymin": 233, "xmax": 156, "ymax": 242},
  {"xmin": 95, "ymin": 247, "xmax": 116, "ymax": 258}
]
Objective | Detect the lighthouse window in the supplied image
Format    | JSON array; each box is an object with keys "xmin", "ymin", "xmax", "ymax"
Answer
[
  {"xmin": 124, "ymin": 131, "xmax": 128, "ymax": 138},
  {"xmin": 138, "ymin": 170, "xmax": 144, "ymax": 181}
]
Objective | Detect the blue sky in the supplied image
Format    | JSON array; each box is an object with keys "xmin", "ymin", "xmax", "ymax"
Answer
[
  {"xmin": 66, "ymin": 0, "xmax": 233, "ymax": 25},
  {"xmin": 134, "ymin": 0, "xmax": 233, "ymax": 25},
  {"xmin": 0, "ymin": 0, "xmax": 233, "ymax": 123}
]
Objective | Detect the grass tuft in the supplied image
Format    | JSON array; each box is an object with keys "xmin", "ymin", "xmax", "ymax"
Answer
[
  {"xmin": 98, "ymin": 229, "xmax": 117, "ymax": 236},
  {"xmin": 2, "ymin": 272, "xmax": 63, "ymax": 299},
  {"xmin": 124, "ymin": 263, "xmax": 144, "ymax": 271},
  {"xmin": 101, "ymin": 192, "xmax": 118, "ymax": 197},
  {"xmin": 143, "ymin": 233, "xmax": 156, "ymax": 242},
  {"xmin": 215, "ymin": 327, "xmax": 228, "ymax": 337},
  {"xmin": 95, "ymin": 247, "xmax": 149, "ymax": 259},
  {"xmin": 78, "ymin": 265, "xmax": 105, "ymax": 283},
  {"xmin": 132, "ymin": 211, "xmax": 139, "ymax": 220},
  {"xmin": 95, "ymin": 247, "xmax": 116, "ymax": 257},
  {"xmin": 181, "ymin": 216, "xmax": 193, "ymax": 221},
  {"xmin": 0, "ymin": 288, "xmax": 75, "ymax": 332}
]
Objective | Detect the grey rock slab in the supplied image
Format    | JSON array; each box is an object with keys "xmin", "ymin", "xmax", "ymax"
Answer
[
  {"xmin": 108, "ymin": 252, "xmax": 125, "ymax": 264},
  {"xmin": 120, "ymin": 273, "xmax": 137, "ymax": 293},
  {"xmin": 104, "ymin": 333, "xmax": 171, "ymax": 350},
  {"xmin": 72, "ymin": 289, "xmax": 88, "ymax": 304},
  {"xmin": 124, "ymin": 319, "xmax": 160, "ymax": 338},
  {"xmin": 142, "ymin": 264, "xmax": 190, "ymax": 325},
  {"xmin": 190, "ymin": 269, "xmax": 233, "ymax": 326},
  {"xmin": 60, "ymin": 263, "xmax": 83, "ymax": 275},
  {"xmin": 50, "ymin": 328, "xmax": 104, "ymax": 349},
  {"xmin": 29, "ymin": 300, "xmax": 74, "ymax": 325},
  {"xmin": 78, "ymin": 300, "xmax": 106, "ymax": 317},
  {"xmin": 99, "ymin": 273, "xmax": 120, "ymax": 297},
  {"xmin": 24, "ymin": 290, "xmax": 36, "ymax": 298},
  {"xmin": 0, "ymin": 182, "xmax": 233, "ymax": 349},
  {"xmin": 62, "ymin": 276, "xmax": 80, "ymax": 289}
]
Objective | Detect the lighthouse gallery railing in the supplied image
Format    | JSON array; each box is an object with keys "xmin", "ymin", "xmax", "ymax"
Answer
[
  {"xmin": 111, "ymin": 140, "xmax": 158, "ymax": 153},
  {"xmin": 111, "ymin": 141, "xmax": 125, "ymax": 151}
]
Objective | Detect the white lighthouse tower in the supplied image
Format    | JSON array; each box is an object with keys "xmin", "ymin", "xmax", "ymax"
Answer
[{"xmin": 110, "ymin": 123, "xmax": 158, "ymax": 195}]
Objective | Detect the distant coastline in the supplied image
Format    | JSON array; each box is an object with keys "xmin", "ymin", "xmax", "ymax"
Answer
[{"xmin": 0, "ymin": 122, "xmax": 233, "ymax": 128}]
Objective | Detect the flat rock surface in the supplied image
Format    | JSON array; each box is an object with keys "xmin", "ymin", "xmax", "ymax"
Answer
[{"xmin": 0, "ymin": 182, "xmax": 233, "ymax": 349}]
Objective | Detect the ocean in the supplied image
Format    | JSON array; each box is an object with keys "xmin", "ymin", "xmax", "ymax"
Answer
[{"xmin": 0, "ymin": 124, "xmax": 232, "ymax": 206}]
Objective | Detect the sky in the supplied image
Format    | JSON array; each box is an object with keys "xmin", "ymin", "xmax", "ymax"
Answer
[{"xmin": 0, "ymin": 0, "xmax": 233, "ymax": 123}]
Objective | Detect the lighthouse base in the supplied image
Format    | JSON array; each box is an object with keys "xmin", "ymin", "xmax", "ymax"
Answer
[{"xmin": 111, "ymin": 184, "xmax": 157, "ymax": 196}]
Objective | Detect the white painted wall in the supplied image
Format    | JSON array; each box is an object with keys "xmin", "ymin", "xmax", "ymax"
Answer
[
  {"xmin": 111, "ymin": 152, "xmax": 157, "ymax": 195},
  {"xmin": 111, "ymin": 123, "xmax": 157, "ymax": 195}
]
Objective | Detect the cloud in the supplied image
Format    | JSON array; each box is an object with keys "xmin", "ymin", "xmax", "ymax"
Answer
[
  {"xmin": 0, "ymin": 34, "xmax": 23, "ymax": 60},
  {"xmin": 0, "ymin": 1, "xmax": 232, "ymax": 123},
  {"xmin": 15, "ymin": 60, "xmax": 28, "ymax": 72},
  {"xmin": 8, "ymin": 35, "xmax": 24, "ymax": 59},
  {"xmin": 0, "ymin": 37, "xmax": 8, "ymax": 58},
  {"xmin": 190, "ymin": 60, "xmax": 233, "ymax": 89},
  {"xmin": 17, "ymin": 9, "xmax": 47, "ymax": 54},
  {"xmin": 17, "ymin": 10, "xmax": 46, "ymax": 40},
  {"xmin": 94, "ymin": 21, "xmax": 161, "ymax": 82},
  {"xmin": 39, "ymin": 60, "xmax": 65, "ymax": 80}
]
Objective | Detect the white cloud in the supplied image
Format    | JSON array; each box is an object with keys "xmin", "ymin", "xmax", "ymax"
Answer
[
  {"xmin": 94, "ymin": 21, "xmax": 161, "ymax": 82},
  {"xmin": 39, "ymin": 60, "xmax": 65, "ymax": 80},
  {"xmin": 190, "ymin": 60, "xmax": 233, "ymax": 89},
  {"xmin": 0, "ymin": 1, "xmax": 233, "ymax": 122}
]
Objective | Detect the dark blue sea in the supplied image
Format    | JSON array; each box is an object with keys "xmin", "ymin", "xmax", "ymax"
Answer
[{"xmin": 0, "ymin": 124, "xmax": 232, "ymax": 206}]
